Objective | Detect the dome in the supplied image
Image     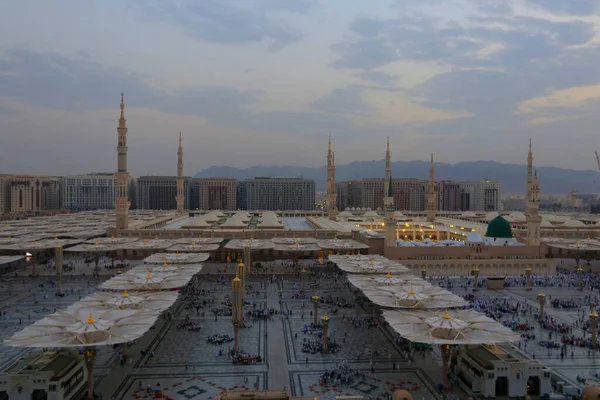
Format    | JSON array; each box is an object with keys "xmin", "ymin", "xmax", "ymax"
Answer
[
  {"xmin": 376, "ymin": 207, "xmax": 382, "ymax": 211},
  {"xmin": 540, "ymin": 220, "xmax": 552, "ymax": 227},
  {"xmin": 486, "ymin": 212, "xmax": 499, "ymax": 220},
  {"xmin": 466, "ymin": 231, "xmax": 485, "ymax": 244},
  {"xmin": 338, "ymin": 211, "xmax": 353, "ymax": 218},
  {"xmin": 367, "ymin": 207, "xmax": 372, "ymax": 211},
  {"xmin": 509, "ymin": 211, "xmax": 526, "ymax": 221},
  {"xmin": 363, "ymin": 211, "xmax": 379, "ymax": 218},
  {"xmin": 485, "ymin": 216, "xmax": 513, "ymax": 238},
  {"xmin": 394, "ymin": 211, "xmax": 405, "ymax": 218},
  {"xmin": 461, "ymin": 211, "xmax": 476, "ymax": 218},
  {"xmin": 563, "ymin": 219, "xmax": 585, "ymax": 227},
  {"xmin": 350, "ymin": 207, "xmax": 356, "ymax": 211}
]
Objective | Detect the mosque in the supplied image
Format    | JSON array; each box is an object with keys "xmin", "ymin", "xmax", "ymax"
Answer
[{"xmin": 105, "ymin": 95, "xmax": 570, "ymax": 277}]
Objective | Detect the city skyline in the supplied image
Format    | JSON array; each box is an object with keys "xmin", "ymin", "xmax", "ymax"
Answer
[{"xmin": 1, "ymin": 0, "xmax": 600, "ymax": 176}]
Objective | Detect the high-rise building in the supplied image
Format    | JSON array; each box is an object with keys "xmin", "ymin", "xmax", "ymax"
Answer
[
  {"xmin": 190, "ymin": 179, "xmax": 201, "ymax": 210},
  {"xmin": 337, "ymin": 178, "xmax": 500, "ymax": 212},
  {"xmin": 0, "ymin": 175, "xmax": 10, "ymax": 215},
  {"xmin": 244, "ymin": 177, "xmax": 315, "ymax": 211},
  {"xmin": 237, "ymin": 181, "xmax": 248, "ymax": 211},
  {"xmin": 198, "ymin": 178, "xmax": 237, "ymax": 210},
  {"xmin": 8, "ymin": 175, "xmax": 62, "ymax": 213},
  {"xmin": 63, "ymin": 173, "xmax": 117, "ymax": 210},
  {"xmin": 137, "ymin": 176, "xmax": 191, "ymax": 210}
]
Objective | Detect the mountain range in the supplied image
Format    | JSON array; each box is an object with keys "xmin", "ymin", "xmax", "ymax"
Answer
[{"xmin": 195, "ymin": 160, "xmax": 600, "ymax": 195}]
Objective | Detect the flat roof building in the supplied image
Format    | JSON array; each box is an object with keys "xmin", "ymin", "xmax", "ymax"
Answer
[
  {"xmin": 243, "ymin": 177, "xmax": 315, "ymax": 211},
  {"xmin": 137, "ymin": 176, "xmax": 191, "ymax": 210},
  {"xmin": 198, "ymin": 178, "xmax": 237, "ymax": 211},
  {"xmin": 63, "ymin": 173, "xmax": 117, "ymax": 211}
]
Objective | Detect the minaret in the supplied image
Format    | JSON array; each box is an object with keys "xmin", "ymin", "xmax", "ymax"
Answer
[
  {"xmin": 426, "ymin": 153, "xmax": 436, "ymax": 223},
  {"xmin": 384, "ymin": 137, "xmax": 396, "ymax": 247},
  {"xmin": 327, "ymin": 136, "xmax": 338, "ymax": 220},
  {"xmin": 526, "ymin": 140, "xmax": 541, "ymax": 246},
  {"xmin": 176, "ymin": 132, "xmax": 185, "ymax": 213},
  {"xmin": 115, "ymin": 93, "xmax": 130, "ymax": 230}
]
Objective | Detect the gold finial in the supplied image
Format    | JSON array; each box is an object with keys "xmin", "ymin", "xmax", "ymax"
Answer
[
  {"xmin": 146, "ymin": 272, "xmax": 152, "ymax": 280},
  {"xmin": 238, "ymin": 262, "xmax": 244, "ymax": 267},
  {"xmin": 538, "ymin": 290, "xmax": 545, "ymax": 298},
  {"xmin": 357, "ymin": 250, "xmax": 361, "ymax": 256},
  {"xmin": 143, "ymin": 240, "xmax": 148, "ymax": 245},
  {"xmin": 56, "ymin": 241, "xmax": 62, "ymax": 248},
  {"xmin": 369, "ymin": 260, "xmax": 374, "ymax": 266},
  {"xmin": 386, "ymin": 272, "xmax": 392, "ymax": 279},
  {"xmin": 163, "ymin": 262, "xmax": 168, "ymax": 267},
  {"xmin": 442, "ymin": 309, "xmax": 451, "ymax": 320},
  {"xmin": 321, "ymin": 314, "xmax": 330, "ymax": 322},
  {"xmin": 233, "ymin": 273, "xmax": 241, "ymax": 282},
  {"xmin": 176, "ymin": 252, "xmax": 180, "ymax": 257},
  {"xmin": 409, "ymin": 287, "xmax": 416, "ymax": 295},
  {"xmin": 95, "ymin": 242, "xmax": 99, "ymax": 246},
  {"xmin": 121, "ymin": 290, "xmax": 129, "ymax": 298},
  {"xmin": 86, "ymin": 312, "xmax": 96, "ymax": 324},
  {"xmin": 116, "ymin": 266, "xmax": 122, "ymax": 274},
  {"xmin": 111, "ymin": 235, "xmax": 115, "ymax": 239},
  {"xmin": 154, "ymin": 236, "xmax": 158, "ymax": 240},
  {"xmin": 312, "ymin": 295, "xmax": 320, "ymax": 301},
  {"xmin": 591, "ymin": 311, "xmax": 599, "ymax": 318}
]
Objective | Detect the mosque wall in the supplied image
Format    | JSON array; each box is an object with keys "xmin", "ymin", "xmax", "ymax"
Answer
[
  {"xmin": 383, "ymin": 244, "xmax": 544, "ymax": 260},
  {"xmin": 403, "ymin": 258, "xmax": 554, "ymax": 277}
]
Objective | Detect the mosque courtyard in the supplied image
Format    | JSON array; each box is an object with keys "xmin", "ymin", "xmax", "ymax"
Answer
[{"xmin": 0, "ymin": 255, "xmax": 598, "ymax": 399}]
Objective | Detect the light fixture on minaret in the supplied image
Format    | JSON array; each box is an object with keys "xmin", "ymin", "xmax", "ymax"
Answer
[
  {"xmin": 115, "ymin": 93, "xmax": 131, "ymax": 230},
  {"xmin": 327, "ymin": 136, "xmax": 338, "ymax": 220},
  {"xmin": 176, "ymin": 132, "xmax": 185, "ymax": 213},
  {"xmin": 526, "ymin": 140, "xmax": 541, "ymax": 246},
  {"xmin": 426, "ymin": 153, "xmax": 436, "ymax": 223}
]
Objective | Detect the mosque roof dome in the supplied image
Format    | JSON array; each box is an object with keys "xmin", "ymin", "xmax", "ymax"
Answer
[
  {"xmin": 466, "ymin": 231, "xmax": 485, "ymax": 243},
  {"xmin": 338, "ymin": 211, "xmax": 353, "ymax": 217},
  {"xmin": 485, "ymin": 216, "xmax": 513, "ymax": 239},
  {"xmin": 509, "ymin": 211, "xmax": 526, "ymax": 221},
  {"xmin": 540, "ymin": 220, "xmax": 553, "ymax": 227}
]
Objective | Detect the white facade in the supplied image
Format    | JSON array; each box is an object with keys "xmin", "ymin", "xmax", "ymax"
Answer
[
  {"xmin": 63, "ymin": 174, "xmax": 117, "ymax": 210},
  {"xmin": 455, "ymin": 344, "xmax": 551, "ymax": 398},
  {"xmin": 0, "ymin": 351, "xmax": 87, "ymax": 400}
]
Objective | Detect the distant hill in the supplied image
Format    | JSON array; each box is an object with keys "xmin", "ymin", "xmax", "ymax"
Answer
[{"xmin": 195, "ymin": 160, "xmax": 600, "ymax": 194}]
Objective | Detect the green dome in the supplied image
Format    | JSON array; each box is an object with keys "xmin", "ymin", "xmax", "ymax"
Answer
[{"xmin": 485, "ymin": 216, "xmax": 513, "ymax": 238}]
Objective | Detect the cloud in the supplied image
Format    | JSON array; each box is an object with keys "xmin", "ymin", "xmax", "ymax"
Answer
[
  {"xmin": 0, "ymin": 49, "xmax": 260, "ymax": 125},
  {"xmin": 525, "ymin": 0, "xmax": 599, "ymax": 15},
  {"xmin": 137, "ymin": 0, "xmax": 304, "ymax": 51},
  {"xmin": 354, "ymin": 71, "xmax": 397, "ymax": 85},
  {"xmin": 310, "ymin": 86, "xmax": 373, "ymax": 115}
]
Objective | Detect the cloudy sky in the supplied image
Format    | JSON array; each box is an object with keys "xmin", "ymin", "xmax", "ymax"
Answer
[{"xmin": 1, "ymin": 0, "xmax": 599, "ymax": 176}]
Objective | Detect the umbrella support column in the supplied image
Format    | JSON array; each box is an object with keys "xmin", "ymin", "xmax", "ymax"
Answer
[
  {"xmin": 233, "ymin": 321, "xmax": 239, "ymax": 353},
  {"xmin": 243, "ymin": 246, "xmax": 251, "ymax": 275},
  {"xmin": 441, "ymin": 344, "xmax": 451, "ymax": 389},
  {"xmin": 94, "ymin": 255, "xmax": 100, "ymax": 275},
  {"xmin": 85, "ymin": 347, "xmax": 97, "ymax": 400}
]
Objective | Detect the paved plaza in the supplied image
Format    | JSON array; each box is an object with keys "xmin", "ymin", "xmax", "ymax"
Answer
[{"xmin": 2, "ymin": 256, "xmax": 600, "ymax": 399}]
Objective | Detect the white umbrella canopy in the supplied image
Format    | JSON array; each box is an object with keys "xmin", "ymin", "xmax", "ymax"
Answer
[
  {"xmin": 5, "ymin": 308, "xmax": 160, "ymax": 347},
  {"xmin": 173, "ymin": 237, "xmax": 224, "ymax": 244},
  {"xmin": 361, "ymin": 283, "xmax": 468, "ymax": 309},
  {"xmin": 347, "ymin": 273, "xmax": 424, "ymax": 288},
  {"xmin": 165, "ymin": 243, "xmax": 220, "ymax": 253},
  {"xmin": 383, "ymin": 309, "xmax": 520, "ymax": 345},
  {"xmin": 72, "ymin": 290, "xmax": 178, "ymax": 312},
  {"xmin": 317, "ymin": 239, "xmax": 369, "ymax": 250},
  {"xmin": 329, "ymin": 255, "xmax": 410, "ymax": 274},
  {"xmin": 272, "ymin": 237, "xmax": 317, "ymax": 244},
  {"xmin": 99, "ymin": 268, "xmax": 195, "ymax": 291},
  {"xmin": 143, "ymin": 252, "xmax": 210, "ymax": 264},
  {"xmin": 224, "ymin": 239, "xmax": 275, "ymax": 250}
]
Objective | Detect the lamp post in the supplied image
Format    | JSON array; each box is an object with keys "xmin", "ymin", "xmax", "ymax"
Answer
[
  {"xmin": 312, "ymin": 295, "xmax": 320, "ymax": 326},
  {"xmin": 243, "ymin": 245, "xmax": 251, "ymax": 275},
  {"xmin": 321, "ymin": 314, "xmax": 330, "ymax": 353},
  {"xmin": 421, "ymin": 266, "xmax": 427, "ymax": 280},
  {"xmin": 232, "ymin": 274, "xmax": 242, "ymax": 353},
  {"xmin": 236, "ymin": 262, "xmax": 246, "ymax": 305},
  {"xmin": 441, "ymin": 344, "xmax": 451, "ymax": 389},
  {"xmin": 472, "ymin": 266, "xmax": 480, "ymax": 292},
  {"xmin": 525, "ymin": 265, "xmax": 532, "ymax": 291},
  {"xmin": 591, "ymin": 311, "xmax": 598, "ymax": 350},
  {"xmin": 577, "ymin": 265, "xmax": 583, "ymax": 291},
  {"xmin": 537, "ymin": 291, "xmax": 546, "ymax": 321},
  {"xmin": 84, "ymin": 345, "xmax": 97, "ymax": 400},
  {"xmin": 55, "ymin": 242, "xmax": 63, "ymax": 295}
]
